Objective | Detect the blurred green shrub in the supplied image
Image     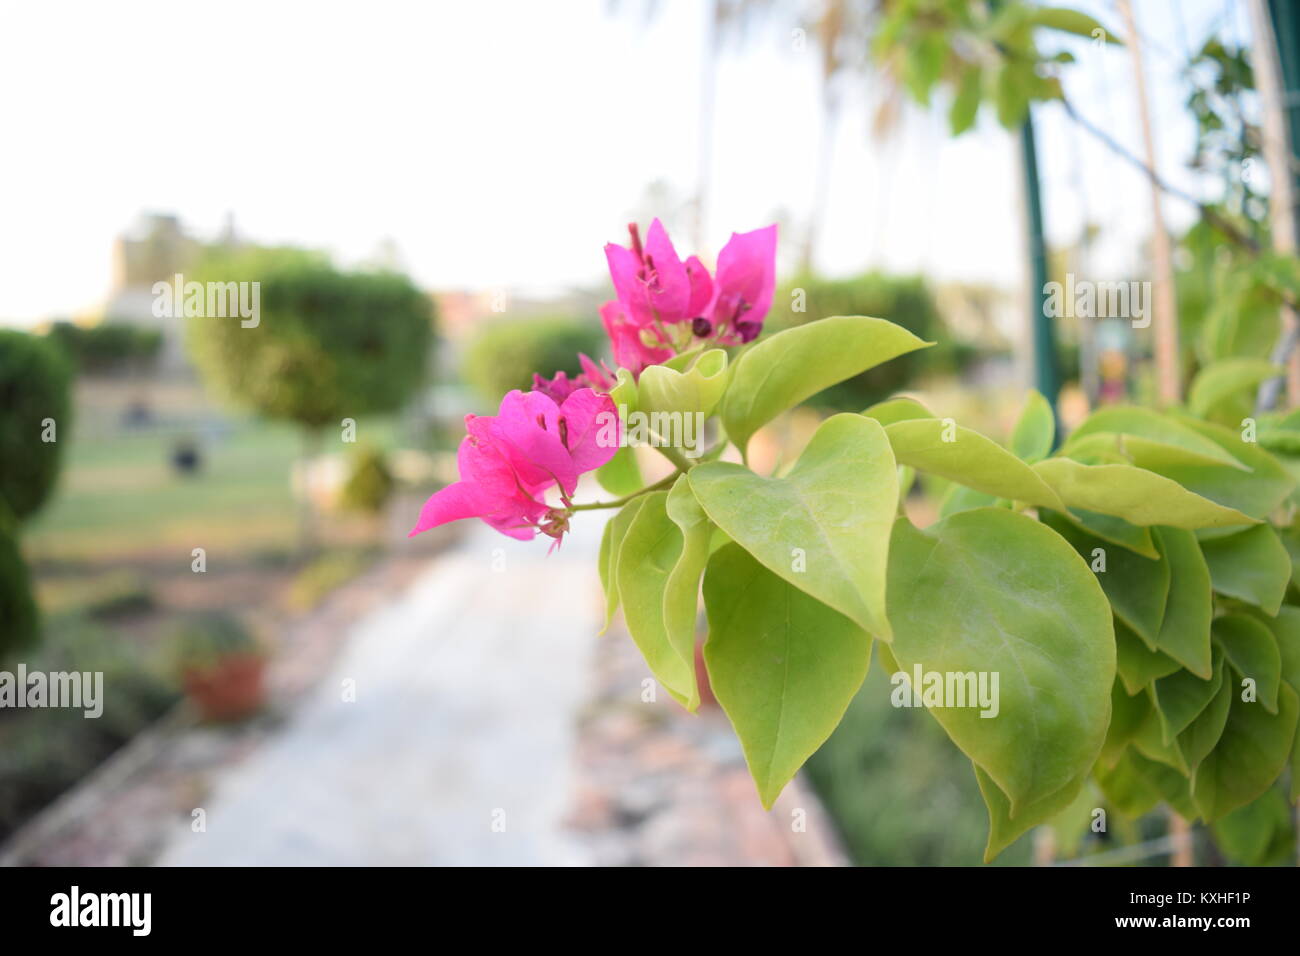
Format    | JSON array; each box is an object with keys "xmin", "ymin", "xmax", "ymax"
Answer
[
  {"xmin": 0, "ymin": 614, "xmax": 179, "ymax": 841},
  {"xmin": 462, "ymin": 315, "xmax": 605, "ymax": 403},
  {"xmin": 0, "ymin": 529, "xmax": 39, "ymax": 660},
  {"xmin": 339, "ymin": 446, "xmax": 395, "ymax": 515},
  {"xmin": 188, "ymin": 254, "xmax": 435, "ymax": 429},
  {"xmin": 767, "ymin": 273, "xmax": 960, "ymax": 410},
  {"xmin": 0, "ymin": 329, "xmax": 73, "ymax": 521},
  {"xmin": 45, "ymin": 321, "xmax": 163, "ymax": 374}
]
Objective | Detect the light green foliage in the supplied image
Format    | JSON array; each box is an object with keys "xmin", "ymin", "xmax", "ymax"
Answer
[{"xmin": 585, "ymin": 311, "xmax": 1300, "ymax": 861}]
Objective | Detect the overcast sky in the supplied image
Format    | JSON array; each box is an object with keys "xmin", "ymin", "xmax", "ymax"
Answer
[{"xmin": 0, "ymin": 0, "xmax": 1250, "ymax": 325}]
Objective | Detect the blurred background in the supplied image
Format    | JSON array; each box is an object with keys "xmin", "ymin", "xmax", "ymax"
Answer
[{"xmin": 0, "ymin": 0, "xmax": 1288, "ymax": 865}]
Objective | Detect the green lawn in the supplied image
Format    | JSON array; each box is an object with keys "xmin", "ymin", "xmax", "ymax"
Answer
[{"xmin": 25, "ymin": 410, "xmax": 397, "ymax": 566}]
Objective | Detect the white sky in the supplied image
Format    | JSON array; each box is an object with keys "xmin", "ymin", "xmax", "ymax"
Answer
[{"xmin": 0, "ymin": 0, "xmax": 1252, "ymax": 325}]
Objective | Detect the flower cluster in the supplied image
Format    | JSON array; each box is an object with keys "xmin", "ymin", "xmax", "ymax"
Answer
[
  {"xmin": 412, "ymin": 219, "xmax": 777, "ymax": 543},
  {"xmin": 409, "ymin": 388, "xmax": 616, "ymax": 543}
]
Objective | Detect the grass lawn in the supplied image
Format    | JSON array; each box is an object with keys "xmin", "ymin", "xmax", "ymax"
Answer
[{"xmin": 25, "ymin": 399, "xmax": 398, "ymax": 566}]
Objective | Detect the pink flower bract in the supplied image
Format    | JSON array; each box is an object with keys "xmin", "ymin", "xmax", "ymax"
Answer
[{"xmin": 409, "ymin": 387, "xmax": 618, "ymax": 541}]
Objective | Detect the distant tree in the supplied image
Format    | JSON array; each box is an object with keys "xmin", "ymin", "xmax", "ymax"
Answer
[
  {"xmin": 187, "ymin": 251, "xmax": 435, "ymax": 550},
  {"xmin": 46, "ymin": 321, "xmax": 163, "ymax": 374}
]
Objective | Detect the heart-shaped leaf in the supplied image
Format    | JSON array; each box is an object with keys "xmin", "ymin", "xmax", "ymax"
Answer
[
  {"xmin": 702, "ymin": 543, "xmax": 873, "ymax": 807},
  {"xmin": 720, "ymin": 316, "xmax": 932, "ymax": 455},
  {"xmin": 886, "ymin": 509, "xmax": 1114, "ymax": 814},
  {"xmin": 689, "ymin": 413, "xmax": 898, "ymax": 639}
]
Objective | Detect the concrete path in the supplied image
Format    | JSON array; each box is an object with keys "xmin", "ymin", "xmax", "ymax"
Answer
[{"xmin": 159, "ymin": 511, "xmax": 609, "ymax": 867}]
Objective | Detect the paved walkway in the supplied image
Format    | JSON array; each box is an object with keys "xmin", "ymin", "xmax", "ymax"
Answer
[{"xmin": 159, "ymin": 515, "xmax": 606, "ymax": 866}]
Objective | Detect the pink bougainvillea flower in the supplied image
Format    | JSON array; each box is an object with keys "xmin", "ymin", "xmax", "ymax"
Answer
[
  {"xmin": 708, "ymin": 224, "xmax": 778, "ymax": 345},
  {"xmin": 605, "ymin": 219, "xmax": 709, "ymax": 327},
  {"xmin": 531, "ymin": 369, "xmax": 582, "ymax": 403},
  {"xmin": 578, "ymin": 353, "xmax": 617, "ymax": 392},
  {"xmin": 409, "ymin": 387, "xmax": 618, "ymax": 542},
  {"xmin": 600, "ymin": 300, "xmax": 673, "ymax": 377}
]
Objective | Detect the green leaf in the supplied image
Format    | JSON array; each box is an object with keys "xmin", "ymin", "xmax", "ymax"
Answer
[
  {"xmin": 1009, "ymin": 389, "xmax": 1054, "ymax": 463},
  {"xmin": 938, "ymin": 483, "xmax": 999, "ymax": 519},
  {"xmin": 1027, "ymin": 7, "xmax": 1119, "ymax": 43},
  {"xmin": 1152, "ymin": 527, "xmax": 1214, "ymax": 677},
  {"xmin": 1095, "ymin": 750, "xmax": 1163, "ymax": 818},
  {"xmin": 974, "ymin": 765, "xmax": 1086, "ymax": 863},
  {"xmin": 1213, "ymin": 789, "xmax": 1292, "ymax": 865},
  {"xmin": 636, "ymin": 348, "xmax": 729, "ymax": 417},
  {"xmin": 1068, "ymin": 406, "xmax": 1247, "ymax": 468},
  {"xmin": 1055, "ymin": 508, "xmax": 1158, "ymax": 559},
  {"xmin": 887, "ymin": 508, "xmax": 1114, "ymax": 814},
  {"xmin": 1131, "ymin": 702, "xmax": 1190, "ymax": 776},
  {"xmin": 949, "ymin": 63, "xmax": 983, "ymax": 135},
  {"xmin": 1100, "ymin": 676, "xmax": 1152, "ymax": 767},
  {"xmin": 1200, "ymin": 525, "xmax": 1291, "ymax": 616},
  {"xmin": 661, "ymin": 475, "xmax": 714, "ymax": 710},
  {"xmin": 615, "ymin": 492, "xmax": 697, "ymax": 706},
  {"xmin": 1188, "ymin": 358, "xmax": 1279, "ymax": 420},
  {"xmin": 1152, "ymin": 648, "xmax": 1223, "ymax": 744},
  {"xmin": 1257, "ymin": 605, "xmax": 1300, "ymax": 799},
  {"xmin": 720, "ymin": 316, "xmax": 932, "ymax": 456},
  {"xmin": 1175, "ymin": 664, "xmax": 1231, "ymax": 774},
  {"xmin": 689, "ymin": 414, "xmax": 898, "ymax": 639},
  {"xmin": 1040, "ymin": 511, "xmax": 1169, "ymax": 647},
  {"xmin": 993, "ymin": 60, "xmax": 1031, "ymax": 128},
  {"xmin": 1160, "ymin": 415, "xmax": 1295, "ymax": 520},
  {"xmin": 1115, "ymin": 618, "xmax": 1181, "ymax": 695},
  {"xmin": 599, "ymin": 497, "xmax": 648, "ymax": 632},
  {"xmin": 1033, "ymin": 458, "xmax": 1257, "ymax": 529},
  {"xmin": 884, "ymin": 419, "xmax": 1064, "ymax": 510},
  {"xmin": 1213, "ymin": 614, "xmax": 1281, "ymax": 714},
  {"xmin": 595, "ymin": 445, "xmax": 643, "ymax": 496},
  {"xmin": 1192, "ymin": 679, "xmax": 1299, "ymax": 820},
  {"xmin": 702, "ymin": 543, "xmax": 872, "ymax": 808},
  {"xmin": 609, "ymin": 367, "xmax": 639, "ymax": 414},
  {"xmin": 862, "ymin": 395, "xmax": 934, "ymax": 426}
]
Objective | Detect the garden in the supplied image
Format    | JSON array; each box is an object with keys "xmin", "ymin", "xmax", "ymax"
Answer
[{"xmin": 0, "ymin": 0, "xmax": 1298, "ymax": 876}]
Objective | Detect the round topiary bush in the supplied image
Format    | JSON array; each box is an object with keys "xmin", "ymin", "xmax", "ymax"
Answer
[
  {"xmin": 0, "ymin": 329, "xmax": 73, "ymax": 522},
  {"xmin": 462, "ymin": 315, "xmax": 606, "ymax": 404},
  {"xmin": 188, "ymin": 260, "xmax": 435, "ymax": 429}
]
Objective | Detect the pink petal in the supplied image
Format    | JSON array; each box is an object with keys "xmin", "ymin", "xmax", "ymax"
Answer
[
  {"xmin": 715, "ymin": 224, "xmax": 778, "ymax": 326},
  {"xmin": 491, "ymin": 390, "xmax": 580, "ymax": 496},
  {"xmin": 558, "ymin": 388, "xmax": 620, "ymax": 473},
  {"xmin": 684, "ymin": 255, "xmax": 714, "ymax": 317}
]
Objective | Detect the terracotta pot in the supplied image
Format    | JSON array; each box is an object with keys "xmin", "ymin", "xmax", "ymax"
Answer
[{"xmin": 182, "ymin": 654, "xmax": 266, "ymax": 722}]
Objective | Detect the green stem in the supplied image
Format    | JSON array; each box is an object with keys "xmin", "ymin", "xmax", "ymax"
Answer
[{"xmin": 568, "ymin": 471, "xmax": 681, "ymax": 512}]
